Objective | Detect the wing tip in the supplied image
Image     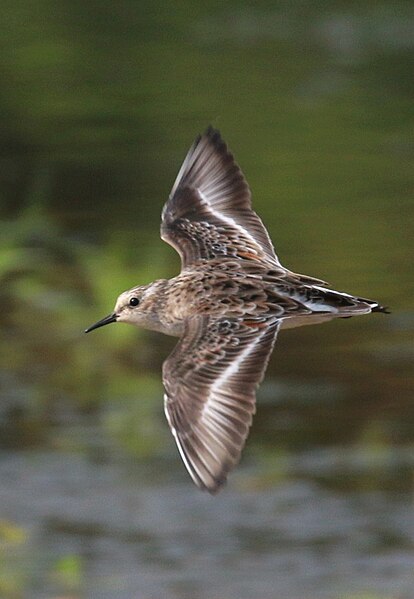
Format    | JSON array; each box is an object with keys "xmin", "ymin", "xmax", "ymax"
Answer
[
  {"xmin": 204, "ymin": 124, "xmax": 219, "ymax": 137},
  {"xmin": 203, "ymin": 478, "xmax": 227, "ymax": 495},
  {"xmin": 200, "ymin": 125, "xmax": 227, "ymax": 156}
]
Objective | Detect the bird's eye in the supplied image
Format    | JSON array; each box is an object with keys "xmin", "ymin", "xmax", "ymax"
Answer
[{"xmin": 129, "ymin": 297, "xmax": 140, "ymax": 307}]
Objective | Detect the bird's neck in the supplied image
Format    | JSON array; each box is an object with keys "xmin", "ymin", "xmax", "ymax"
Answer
[{"xmin": 141, "ymin": 279, "xmax": 184, "ymax": 337}]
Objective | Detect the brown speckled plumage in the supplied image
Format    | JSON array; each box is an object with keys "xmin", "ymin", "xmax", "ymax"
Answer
[{"xmin": 86, "ymin": 127, "xmax": 388, "ymax": 493}]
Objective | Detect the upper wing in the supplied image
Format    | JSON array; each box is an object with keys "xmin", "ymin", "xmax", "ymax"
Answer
[
  {"xmin": 163, "ymin": 315, "xmax": 280, "ymax": 493},
  {"xmin": 161, "ymin": 127, "xmax": 279, "ymax": 268}
]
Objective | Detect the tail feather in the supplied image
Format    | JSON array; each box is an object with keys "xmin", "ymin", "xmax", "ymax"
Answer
[
  {"xmin": 352, "ymin": 293, "xmax": 390, "ymax": 314},
  {"xmin": 302, "ymin": 286, "xmax": 389, "ymax": 316},
  {"xmin": 367, "ymin": 303, "xmax": 390, "ymax": 314}
]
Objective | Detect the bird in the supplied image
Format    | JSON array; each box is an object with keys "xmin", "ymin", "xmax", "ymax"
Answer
[{"xmin": 85, "ymin": 127, "xmax": 388, "ymax": 493}]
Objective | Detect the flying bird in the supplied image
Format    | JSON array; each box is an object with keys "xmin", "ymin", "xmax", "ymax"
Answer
[{"xmin": 86, "ymin": 127, "xmax": 387, "ymax": 493}]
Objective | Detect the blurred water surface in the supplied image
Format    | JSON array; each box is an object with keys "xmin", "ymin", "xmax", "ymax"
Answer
[{"xmin": 0, "ymin": 2, "xmax": 413, "ymax": 598}]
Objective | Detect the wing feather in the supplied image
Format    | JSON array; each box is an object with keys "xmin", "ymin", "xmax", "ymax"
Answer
[
  {"xmin": 163, "ymin": 316, "xmax": 280, "ymax": 493},
  {"xmin": 161, "ymin": 127, "xmax": 279, "ymax": 268}
]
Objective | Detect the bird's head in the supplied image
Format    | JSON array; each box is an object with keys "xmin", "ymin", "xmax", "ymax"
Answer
[{"xmin": 85, "ymin": 281, "xmax": 166, "ymax": 333}]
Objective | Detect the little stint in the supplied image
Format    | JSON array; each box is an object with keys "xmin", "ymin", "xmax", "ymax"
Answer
[{"xmin": 86, "ymin": 127, "xmax": 387, "ymax": 493}]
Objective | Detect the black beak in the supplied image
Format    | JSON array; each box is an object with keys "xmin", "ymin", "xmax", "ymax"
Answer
[{"xmin": 85, "ymin": 313, "xmax": 117, "ymax": 333}]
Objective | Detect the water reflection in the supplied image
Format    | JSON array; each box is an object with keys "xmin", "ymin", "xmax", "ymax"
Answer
[{"xmin": 1, "ymin": 444, "xmax": 413, "ymax": 599}]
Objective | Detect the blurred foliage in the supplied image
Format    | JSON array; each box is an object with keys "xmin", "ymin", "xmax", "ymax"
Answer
[
  {"xmin": 50, "ymin": 554, "xmax": 83, "ymax": 593},
  {"xmin": 0, "ymin": 520, "xmax": 27, "ymax": 598},
  {"xmin": 0, "ymin": 0, "xmax": 413, "ymax": 467}
]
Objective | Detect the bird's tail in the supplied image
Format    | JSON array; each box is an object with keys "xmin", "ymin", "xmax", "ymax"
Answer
[
  {"xmin": 301, "ymin": 285, "xmax": 390, "ymax": 316},
  {"xmin": 360, "ymin": 300, "xmax": 390, "ymax": 314}
]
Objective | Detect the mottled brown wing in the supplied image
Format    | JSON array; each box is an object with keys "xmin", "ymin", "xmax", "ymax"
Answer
[
  {"xmin": 161, "ymin": 127, "xmax": 279, "ymax": 268},
  {"xmin": 163, "ymin": 316, "xmax": 280, "ymax": 493}
]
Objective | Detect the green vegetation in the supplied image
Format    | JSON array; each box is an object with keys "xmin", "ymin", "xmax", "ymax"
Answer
[{"xmin": 0, "ymin": 0, "xmax": 412, "ymax": 460}]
